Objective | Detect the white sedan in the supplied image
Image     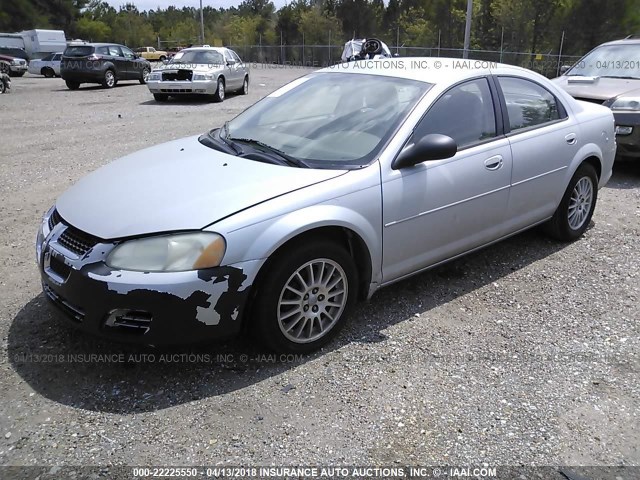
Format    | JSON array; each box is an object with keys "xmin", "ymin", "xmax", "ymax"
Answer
[{"xmin": 28, "ymin": 52, "xmax": 62, "ymax": 77}]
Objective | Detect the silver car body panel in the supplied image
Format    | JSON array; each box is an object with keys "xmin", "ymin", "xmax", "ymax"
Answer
[{"xmin": 40, "ymin": 58, "xmax": 616, "ymax": 342}]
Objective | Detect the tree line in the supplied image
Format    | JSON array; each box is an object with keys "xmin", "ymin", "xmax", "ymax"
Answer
[{"xmin": 1, "ymin": 0, "xmax": 639, "ymax": 56}]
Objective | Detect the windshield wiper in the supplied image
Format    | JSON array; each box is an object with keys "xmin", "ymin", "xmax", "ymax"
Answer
[
  {"xmin": 218, "ymin": 122, "xmax": 242, "ymax": 155},
  {"xmin": 600, "ymin": 75, "xmax": 640, "ymax": 80},
  {"xmin": 228, "ymin": 137, "xmax": 310, "ymax": 168}
]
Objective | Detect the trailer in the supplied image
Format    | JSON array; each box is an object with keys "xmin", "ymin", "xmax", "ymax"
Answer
[{"xmin": 21, "ymin": 30, "xmax": 67, "ymax": 59}]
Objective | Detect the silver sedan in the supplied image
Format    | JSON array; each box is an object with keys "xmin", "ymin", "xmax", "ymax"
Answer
[
  {"xmin": 146, "ymin": 46, "xmax": 249, "ymax": 102},
  {"xmin": 37, "ymin": 59, "xmax": 615, "ymax": 352}
]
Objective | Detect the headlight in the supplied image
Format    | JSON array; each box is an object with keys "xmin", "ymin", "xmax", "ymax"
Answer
[
  {"xmin": 605, "ymin": 96, "xmax": 640, "ymax": 111},
  {"xmin": 106, "ymin": 232, "xmax": 226, "ymax": 272},
  {"xmin": 148, "ymin": 72, "xmax": 161, "ymax": 81},
  {"xmin": 193, "ymin": 73, "xmax": 215, "ymax": 81}
]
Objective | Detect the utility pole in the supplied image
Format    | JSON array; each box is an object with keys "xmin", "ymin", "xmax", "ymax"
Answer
[
  {"xmin": 199, "ymin": 0, "xmax": 205, "ymax": 45},
  {"xmin": 463, "ymin": 0, "xmax": 473, "ymax": 59}
]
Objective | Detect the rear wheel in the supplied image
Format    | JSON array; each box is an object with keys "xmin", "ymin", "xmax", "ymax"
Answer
[
  {"xmin": 212, "ymin": 77, "xmax": 225, "ymax": 102},
  {"xmin": 102, "ymin": 69, "xmax": 116, "ymax": 88},
  {"xmin": 139, "ymin": 67, "xmax": 150, "ymax": 84},
  {"xmin": 65, "ymin": 80, "xmax": 80, "ymax": 90},
  {"xmin": 544, "ymin": 163, "xmax": 598, "ymax": 241},
  {"xmin": 41, "ymin": 67, "xmax": 54, "ymax": 78},
  {"xmin": 153, "ymin": 93, "xmax": 168, "ymax": 102},
  {"xmin": 253, "ymin": 241, "xmax": 358, "ymax": 353},
  {"xmin": 159, "ymin": 55, "xmax": 166, "ymax": 62}
]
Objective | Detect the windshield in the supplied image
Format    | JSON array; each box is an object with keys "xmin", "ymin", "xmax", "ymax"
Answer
[
  {"xmin": 566, "ymin": 44, "xmax": 640, "ymax": 79},
  {"xmin": 170, "ymin": 50, "xmax": 224, "ymax": 65},
  {"xmin": 223, "ymin": 72, "xmax": 431, "ymax": 168}
]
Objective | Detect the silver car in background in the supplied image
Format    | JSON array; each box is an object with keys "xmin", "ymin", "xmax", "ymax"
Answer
[
  {"xmin": 146, "ymin": 46, "xmax": 249, "ymax": 102},
  {"xmin": 37, "ymin": 59, "xmax": 615, "ymax": 353}
]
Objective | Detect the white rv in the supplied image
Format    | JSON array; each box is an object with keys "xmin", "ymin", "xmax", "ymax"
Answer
[
  {"xmin": 21, "ymin": 30, "xmax": 67, "ymax": 59},
  {"xmin": 0, "ymin": 33, "xmax": 25, "ymax": 50}
]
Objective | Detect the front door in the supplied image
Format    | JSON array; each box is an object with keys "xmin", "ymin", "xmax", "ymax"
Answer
[{"xmin": 381, "ymin": 77, "xmax": 513, "ymax": 282}]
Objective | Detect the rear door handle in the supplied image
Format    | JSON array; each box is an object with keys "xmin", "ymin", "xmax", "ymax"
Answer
[
  {"xmin": 484, "ymin": 155, "xmax": 503, "ymax": 171},
  {"xmin": 565, "ymin": 133, "xmax": 577, "ymax": 145}
]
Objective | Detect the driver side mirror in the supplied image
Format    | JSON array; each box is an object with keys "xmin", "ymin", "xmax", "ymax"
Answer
[
  {"xmin": 560, "ymin": 65, "xmax": 570, "ymax": 74},
  {"xmin": 226, "ymin": 59, "xmax": 236, "ymax": 66},
  {"xmin": 392, "ymin": 134, "xmax": 457, "ymax": 170}
]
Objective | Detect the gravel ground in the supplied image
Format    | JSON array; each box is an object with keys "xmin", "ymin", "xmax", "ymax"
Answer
[{"xmin": 0, "ymin": 68, "xmax": 639, "ymax": 475}]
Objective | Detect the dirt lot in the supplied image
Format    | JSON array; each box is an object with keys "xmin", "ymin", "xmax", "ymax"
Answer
[{"xmin": 0, "ymin": 68, "xmax": 639, "ymax": 475}]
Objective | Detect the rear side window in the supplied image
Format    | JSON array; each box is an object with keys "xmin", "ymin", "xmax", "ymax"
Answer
[
  {"xmin": 96, "ymin": 46, "xmax": 109, "ymax": 55},
  {"xmin": 41, "ymin": 53, "xmax": 54, "ymax": 61},
  {"xmin": 498, "ymin": 77, "xmax": 563, "ymax": 132},
  {"xmin": 64, "ymin": 46, "xmax": 94, "ymax": 57}
]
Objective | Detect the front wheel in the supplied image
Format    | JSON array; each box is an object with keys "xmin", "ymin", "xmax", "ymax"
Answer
[
  {"xmin": 153, "ymin": 93, "xmax": 169, "ymax": 102},
  {"xmin": 239, "ymin": 76, "xmax": 249, "ymax": 95},
  {"xmin": 211, "ymin": 77, "xmax": 225, "ymax": 102},
  {"xmin": 544, "ymin": 163, "xmax": 598, "ymax": 241},
  {"xmin": 253, "ymin": 241, "xmax": 358, "ymax": 353}
]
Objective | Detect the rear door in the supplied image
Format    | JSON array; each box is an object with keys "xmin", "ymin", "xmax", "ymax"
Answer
[
  {"xmin": 495, "ymin": 76, "xmax": 577, "ymax": 231},
  {"xmin": 223, "ymin": 49, "xmax": 242, "ymax": 89}
]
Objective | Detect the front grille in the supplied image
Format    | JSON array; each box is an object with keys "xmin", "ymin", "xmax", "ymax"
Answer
[
  {"xmin": 162, "ymin": 69, "xmax": 192, "ymax": 81},
  {"xmin": 48, "ymin": 209, "xmax": 62, "ymax": 231},
  {"xmin": 105, "ymin": 309, "xmax": 153, "ymax": 334},
  {"xmin": 43, "ymin": 283, "xmax": 85, "ymax": 322},
  {"xmin": 58, "ymin": 226, "xmax": 99, "ymax": 257},
  {"xmin": 160, "ymin": 88, "xmax": 193, "ymax": 93}
]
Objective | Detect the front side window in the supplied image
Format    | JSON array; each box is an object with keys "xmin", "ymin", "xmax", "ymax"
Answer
[
  {"xmin": 41, "ymin": 53, "xmax": 54, "ymax": 61},
  {"xmin": 415, "ymin": 78, "xmax": 497, "ymax": 149},
  {"xmin": 108, "ymin": 46, "xmax": 123, "ymax": 57},
  {"xmin": 121, "ymin": 46, "xmax": 135, "ymax": 59},
  {"xmin": 498, "ymin": 77, "xmax": 561, "ymax": 132},
  {"xmin": 231, "ymin": 51, "xmax": 242, "ymax": 63}
]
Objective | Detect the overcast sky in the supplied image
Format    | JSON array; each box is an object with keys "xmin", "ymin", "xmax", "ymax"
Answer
[{"xmin": 104, "ymin": 0, "xmax": 288, "ymax": 11}]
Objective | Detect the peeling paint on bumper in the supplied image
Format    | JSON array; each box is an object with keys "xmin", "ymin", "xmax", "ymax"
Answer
[{"xmin": 36, "ymin": 219, "xmax": 261, "ymax": 345}]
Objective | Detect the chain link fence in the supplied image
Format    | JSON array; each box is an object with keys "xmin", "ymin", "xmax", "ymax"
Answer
[{"xmin": 227, "ymin": 44, "xmax": 583, "ymax": 78}]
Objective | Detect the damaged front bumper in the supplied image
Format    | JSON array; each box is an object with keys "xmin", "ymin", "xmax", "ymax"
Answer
[{"xmin": 36, "ymin": 211, "xmax": 260, "ymax": 345}]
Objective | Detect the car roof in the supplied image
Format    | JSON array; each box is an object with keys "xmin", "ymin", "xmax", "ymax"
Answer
[
  {"xmin": 596, "ymin": 37, "xmax": 640, "ymax": 47},
  {"xmin": 180, "ymin": 47, "xmax": 227, "ymax": 53},
  {"xmin": 317, "ymin": 57, "xmax": 541, "ymax": 84}
]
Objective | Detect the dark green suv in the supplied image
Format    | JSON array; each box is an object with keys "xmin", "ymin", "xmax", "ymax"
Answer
[{"xmin": 61, "ymin": 43, "xmax": 151, "ymax": 90}]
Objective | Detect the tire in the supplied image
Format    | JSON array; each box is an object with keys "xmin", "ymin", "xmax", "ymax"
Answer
[
  {"xmin": 65, "ymin": 80, "xmax": 80, "ymax": 90},
  {"xmin": 42, "ymin": 67, "xmax": 54, "ymax": 78},
  {"xmin": 0, "ymin": 81, "xmax": 5, "ymax": 94},
  {"xmin": 544, "ymin": 163, "xmax": 598, "ymax": 241},
  {"xmin": 212, "ymin": 77, "xmax": 225, "ymax": 102},
  {"xmin": 153, "ymin": 93, "xmax": 169, "ymax": 102},
  {"xmin": 252, "ymin": 241, "xmax": 358, "ymax": 353},
  {"xmin": 239, "ymin": 75, "xmax": 249, "ymax": 95},
  {"xmin": 10, "ymin": 71, "xmax": 25, "ymax": 77},
  {"xmin": 139, "ymin": 67, "xmax": 150, "ymax": 84},
  {"xmin": 159, "ymin": 55, "xmax": 166, "ymax": 62},
  {"xmin": 101, "ymin": 69, "xmax": 116, "ymax": 88}
]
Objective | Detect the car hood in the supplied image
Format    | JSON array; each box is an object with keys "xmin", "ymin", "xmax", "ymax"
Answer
[
  {"xmin": 552, "ymin": 75, "xmax": 640, "ymax": 101},
  {"xmin": 56, "ymin": 136, "xmax": 346, "ymax": 239}
]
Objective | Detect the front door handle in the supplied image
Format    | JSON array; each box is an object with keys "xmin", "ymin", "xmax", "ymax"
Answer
[
  {"xmin": 565, "ymin": 133, "xmax": 577, "ymax": 145},
  {"xmin": 484, "ymin": 155, "xmax": 503, "ymax": 171}
]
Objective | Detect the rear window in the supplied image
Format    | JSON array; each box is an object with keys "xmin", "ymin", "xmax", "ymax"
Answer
[{"xmin": 64, "ymin": 46, "xmax": 94, "ymax": 57}]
